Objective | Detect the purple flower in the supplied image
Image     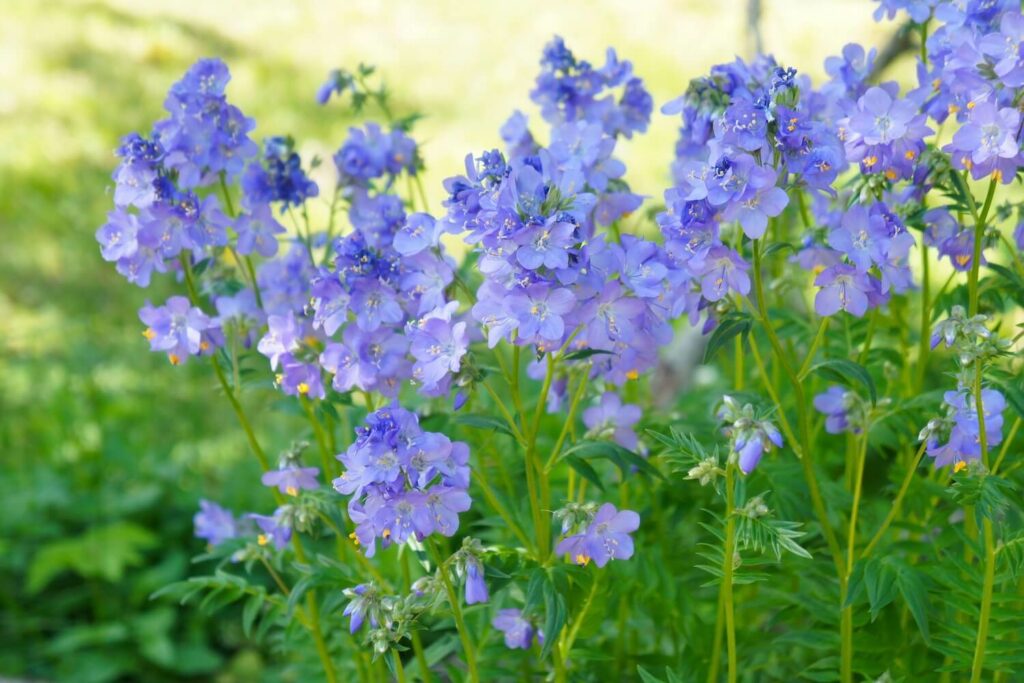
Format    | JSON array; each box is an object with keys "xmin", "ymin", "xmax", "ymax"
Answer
[
  {"xmin": 555, "ymin": 503, "xmax": 640, "ymax": 567},
  {"xmin": 409, "ymin": 304, "xmax": 469, "ymax": 392},
  {"xmin": 515, "ymin": 220, "xmax": 576, "ymax": 270},
  {"xmin": 848, "ymin": 86, "xmax": 919, "ymax": 146},
  {"xmin": 926, "ymin": 388, "xmax": 1006, "ymax": 468},
  {"xmin": 814, "ymin": 264, "xmax": 875, "ymax": 317},
  {"xmin": 510, "ymin": 285, "xmax": 576, "ymax": 342},
  {"xmin": 583, "ymin": 393, "xmax": 642, "ymax": 450},
  {"xmin": 248, "ymin": 509, "xmax": 292, "ymax": 551},
  {"xmin": 699, "ymin": 246, "xmax": 750, "ymax": 302},
  {"xmin": 492, "ymin": 609, "xmax": 539, "ymax": 650},
  {"xmin": 945, "ymin": 102, "xmax": 1021, "ymax": 182},
  {"xmin": 139, "ymin": 296, "xmax": 216, "ymax": 365},
  {"xmin": 261, "ymin": 466, "xmax": 320, "ymax": 496},
  {"xmin": 257, "ymin": 313, "xmax": 301, "ymax": 370},
  {"xmin": 463, "ymin": 556, "xmax": 489, "ymax": 605},
  {"xmin": 721, "ymin": 166, "xmax": 788, "ymax": 239},
  {"xmin": 814, "ymin": 386, "xmax": 858, "ymax": 434},
  {"xmin": 334, "ymin": 406, "xmax": 472, "ymax": 556},
  {"xmin": 194, "ymin": 500, "xmax": 238, "ymax": 546}
]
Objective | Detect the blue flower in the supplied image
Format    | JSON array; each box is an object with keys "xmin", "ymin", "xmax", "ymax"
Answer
[
  {"xmin": 194, "ymin": 500, "xmax": 238, "ymax": 546},
  {"xmin": 556, "ymin": 503, "xmax": 640, "ymax": 567},
  {"xmin": 139, "ymin": 296, "xmax": 218, "ymax": 365}
]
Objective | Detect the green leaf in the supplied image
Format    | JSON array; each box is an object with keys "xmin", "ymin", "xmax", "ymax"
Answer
[
  {"xmin": 27, "ymin": 522, "xmax": 157, "ymax": 594},
  {"xmin": 808, "ymin": 358, "xmax": 877, "ymax": 404},
  {"xmin": 896, "ymin": 566, "xmax": 930, "ymax": 643},
  {"xmin": 564, "ymin": 455, "xmax": 605, "ymax": 491},
  {"xmin": 562, "ymin": 348, "xmax": 614, "ymax": 361},
  {"xmin": 864, "ymin": 557, "xmax": 898, "ymax": 621},
  {"xmin": 703, "ymin": 312, "xmax": 753, "ymax": 363},
  {"xmin": 637, "ymin": 666, "xmax": 665, "ymax": 683},
  {"xmin": 452, "ymin": 413, "xmax": 516, "ymax": 438},
  {"xmin": 540, "ymin": 577, "xmax": 566, "ymax": 660},
  {"xmin": 560, "ymin": 440, "xmax": 663, "ymax": 480},
  {"xmin": 242, "ymin": 591, "xmax": 265, "ymax": 638},
  {"xmin": 761, "ymin": 241, "xmax": 796, "ymax": 258}
]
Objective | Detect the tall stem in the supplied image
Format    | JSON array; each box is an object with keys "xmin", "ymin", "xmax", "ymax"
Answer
[
  {"xmin": 969, "ymin": 364, "xmax": 994, "ymax": 683},
  {"xmin": 965, "ymin": 175, "xmax": 996, "ymax": 682},
  {"xmin": 431, "ymin": 543, "xmax": 480, "ymax": 683},
  {"xmin": 916, "ymin": 242, "xmax": 931, "ymax": 392},
  {"xmin": 841, "ymin": 430, "xmax": 869, "ymax": 683},
  {"xmin": 721, "ymin": 463, "xmax": 738, "ymax": 683},
  {"xmin": 751, "ymin": 240, "xmax": 844, "ymax": 576},
  {"xmin": 401, "ymin": 551, "xmax": 433, "ymax": 683},
  {"xmin": 861, "ymin": 441, "xmax": 928, "ymax": 560}
]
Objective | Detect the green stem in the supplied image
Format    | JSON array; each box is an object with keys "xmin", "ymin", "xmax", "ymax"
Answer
[
  {"xmin": 431, "ymin": 542, "xmax": 480, "ymax": 683},
  {"xmin": 301, "ymin": 396, "xmax": 335, "ymax": 478},
  {"xmin": 841, "ymin": 430, "xmax": 869, "ymax": 683},
  {"xmin": 916, "ymin": 242, "xmax": 931, "ymax": 392},
  {"xmin": 401, "ymin": 551, "xmax": 433, "ymax": 683},
  {"xmin": 969, "ymin": 362, "xmax": 994, "ymax": 682},
  {"xmin": 545, "ymin": 368, "xmax": 588, "ymax": 471},
  {"xmin": 211, "ymin": 355, "xmax": 272, "ymax": 472},
  {"xmin": 721, "ymin": 463, "xmax": 738, "ymax": 683},
  {"xmin": 751, "ymin": 240, "xmax": 844, "ymax": 577},
  {"xmin": 861, "ymin": 440, "xmax": 928, "ymax": 560},
  {"xmin": 992, "ymin": 415, "xmax": 1021, "ymax": 475},
  {"xmin": 966, "ymin": 177, "xmax": 998, "ymax": 317},
  {"xmin": 797, "ymin": 317, "xmax": 829, "ymax": 379}
]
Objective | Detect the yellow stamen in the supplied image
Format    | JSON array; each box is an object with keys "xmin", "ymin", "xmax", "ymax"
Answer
[
  {"xmin": 904, "ymin": 150, "xmax": 916, "ymax": 161},
  {"xmin": 626, "ymin": 369, "xmax": 640, "ymax": 381},
  {"xmin": 382, "ymin": 528, "xmax": 391, "ymax": 540},
  {"xmin": 574, "ymin": 553, "xmax": 591, "ymax": 566},
  {"xmin": 297, "ymin": 382, "xmax": 310, "ymax": 395},
  {"xmin": 954, "ymin": 461, "xmax": 967, "ymax": 473},
  {"xmin": 142, "ymin": 328, "xmax": 156, "ymax": 341},
  {"xmin": 966, "ymin": 100, "xmax": 976, "ymax": 110},
  {"xmin": 286, "ymin": 485, "xmax": 299, "ymax": 496},
  {"xmin": 349, "ymin": 532, "xmax": 360, "ymax": 546},
  {"xmin": 168, "ymin": 353, "xmax": 181, "ymax": 365},
  {"xmin": 948, "ymin": 104, "xmax": 961, "ymax": 115},
  {"xmin": 199, "ymin": 340, "xmax": 210, "ymax": 351},
  {"xmin": 956, "ymin": 254, "xmax": 971, "ymax": 267},
  {"xmin": 991, "ymin": 169, "xmax": 1003, "ymax": 183},
  {"xmin": 885, "ymin": 169, "xmax": 898, "ymax": 180},
  {"xmin": 863, "ymin": 155, "xmax": 878, "ymax": 168},
  {"xmin": 257, "ymin": 534, "xmax": 269, "ymax": 546},
  {"xmin": 275, "ymin": 373, "xmax": 284, "ymax": 385}
]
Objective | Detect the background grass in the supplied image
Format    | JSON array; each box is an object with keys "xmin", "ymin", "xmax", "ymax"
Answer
[{"xmin": 0, "ymin": 1, "xmax": 895, "ymax": 680}]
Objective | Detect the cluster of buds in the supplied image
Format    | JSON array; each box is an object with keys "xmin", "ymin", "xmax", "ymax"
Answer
[
  {"xmin": 735, "ymin": 494, "xmax": 770, "ymax": 519},
  {"xmin": 553, "ymin": 501, "xmax": 600, "ymax": 535},
  {"xmin": 344, "ymin": 580, "xmax": 440, "ymax": 655},
  {"xmin": 685, "ymin": 455, "xmax": 724, "ymax": 487},
  {"xmin": 931, "ymin": 306, "xmax": 1009, "ymax": 367}
]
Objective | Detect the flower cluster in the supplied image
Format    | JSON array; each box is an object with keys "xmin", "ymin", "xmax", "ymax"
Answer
[
  {"xmin": 531, "ymin": 36, "xmax": 652, "ymax": 139},
  {"xmin": 922, "ymin": 387, "xmax": 1007, "ymax": 469},
  {"xmin": 440, "ymin": 37, "xmax": 679, "ymax": 387},
  {"xmin": 333, "ymin": 406, "xmax": 471, "ymax": 557},
  {"xmin": 717, "ymin": 395, "xmax": 783, "ymax": 474}
]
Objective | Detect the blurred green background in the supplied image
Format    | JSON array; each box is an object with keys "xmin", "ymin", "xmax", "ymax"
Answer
[{"xmin": 0, "ymin": 1, "xmax": 894, "ymax": 680}]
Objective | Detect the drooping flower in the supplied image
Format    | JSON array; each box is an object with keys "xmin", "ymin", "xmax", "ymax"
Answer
[{"xmin": 492, "ymin": 609, "xmax": 541, "ymax": 650}]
